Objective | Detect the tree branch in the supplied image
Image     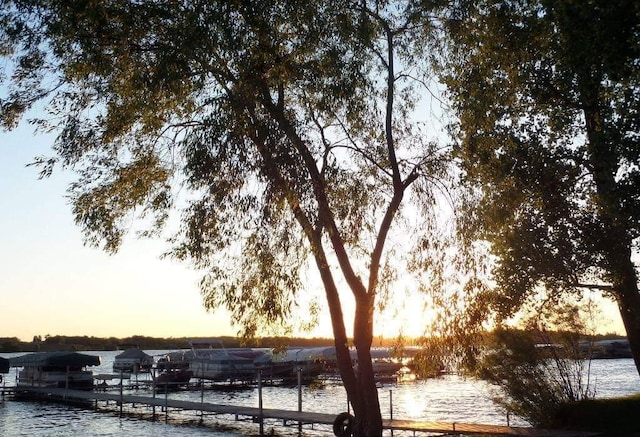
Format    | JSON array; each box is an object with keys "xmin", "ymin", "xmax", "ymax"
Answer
[{"xmin": 259, "ymin": 84, "xmax": 367, "ymax": 299}]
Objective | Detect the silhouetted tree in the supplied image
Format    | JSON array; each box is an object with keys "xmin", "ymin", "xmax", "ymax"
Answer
[
  {"xmin": 1, "ymin": 1, "xmax": 449, "ymax": 434},
  {"xmin": 441, "ymin": 0, "xmax": 640, "ymax": 374}
]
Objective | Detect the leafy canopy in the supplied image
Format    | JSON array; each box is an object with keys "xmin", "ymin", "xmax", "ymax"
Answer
[
  {"xmin": 1, "ymin": 0, "xmax": 450, "ymax": 338},
  {"xmin": 441, "ymin": 0, "xmax": 640, "ymax": 320}
]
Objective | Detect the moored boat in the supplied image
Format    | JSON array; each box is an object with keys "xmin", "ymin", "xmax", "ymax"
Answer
[
  {"xmin": 188, "ymin": 341, "xmax": 258, "ymax": 382},
  {"xmin": 580, "ymin": 339, "xmax": 633, "ymax": 359},
  {"xmin": 154, "ymin": 350, "xmax": 193, "ymax": 389},
  {"xmin": 154, "ymin": 368, "xmax": 193, "ymax": 391},
  {"xmin": 269, "ymin": 346, "xmax": 334, "ymax": 380}
]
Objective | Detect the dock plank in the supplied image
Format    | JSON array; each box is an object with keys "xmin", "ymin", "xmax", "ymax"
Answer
[
  {"xmin": 12, "ymin": 387, "xmax": 600, "ymax": 436},
  {"xmin": 384, "ymin": 419, "xmax": 598, "ymax": 437}
]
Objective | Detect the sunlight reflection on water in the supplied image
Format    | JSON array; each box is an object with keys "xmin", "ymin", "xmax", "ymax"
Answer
[{"xmin": 1, "ymin": 351, "xmax": 638, "ymax": 435}]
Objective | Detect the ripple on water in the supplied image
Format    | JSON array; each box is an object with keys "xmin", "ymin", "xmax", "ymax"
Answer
[{"xmin": 0, "ymin": 351, "xmax": 638, "ymax": 435}]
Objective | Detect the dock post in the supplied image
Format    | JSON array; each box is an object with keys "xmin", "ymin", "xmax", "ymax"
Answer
[
  {"xmin": 297, "ymin": 367, "xmax": 302, "ymax": 435},
  {"xmin": 164, "ymin": 385, "xmax": 169, "ymax": 423},
  {"xmin": 152, "ymin": 367, "xmax": 156, "ymax": 419},
  {"xmin": 258, "ymin": 370, "xmax": 264, "ymax": 436},
  {"xmin": 389, "ymin": 390, "xmax": 394, "ymax": 437},
  {"xmin": 64, "ymin": 366, "xmax": 69, "ymax": 401},
  {"xmin": 200, "ymin": 360, "xmax": 205, "ymax": 423},
  {"xmin": 119, "ymin": 375, "xmax": 124, "ymax": 417}
]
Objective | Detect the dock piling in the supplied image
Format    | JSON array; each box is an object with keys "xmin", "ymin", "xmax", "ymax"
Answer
[
  {"xmin": 119, "ymin": 374, "xmax": 124, "ymax": 417},
  {"xmin": 151, "ymin": 368, "xmax": 156, "ymax": 418},
  {"xmin": 258, "ymin": 370, "xmax": 264, "ymax": 436},
  {"xmin": 200, "ymin": 361, "xmax": 205, "ymax": 423},
  {"xmin": 297, "ymin": 367, "xmax": 302, "ymax": 435},
  {"xmin": 164, "ymin": 385, "xmax": 168, "ymax": 422}
]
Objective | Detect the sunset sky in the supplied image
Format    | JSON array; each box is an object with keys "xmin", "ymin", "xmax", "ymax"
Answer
[
  {"xmin": 0, "ymin": 114, "xmax": 627, "ymax": 343},
  {"xmin": 0, "ymin": 119, "xmax": 415, "ymax": 342},
  {"xmin": 1, "ymin": 121, "xmax": 240, "ymax": 342}
]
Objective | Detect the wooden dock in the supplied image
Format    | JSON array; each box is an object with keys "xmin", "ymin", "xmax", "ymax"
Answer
[{"xmin": 7, "ymin": 386, "xmax": 599, "ymax": 436}]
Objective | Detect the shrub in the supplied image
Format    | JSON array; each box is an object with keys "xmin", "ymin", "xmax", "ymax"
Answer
[{"xmin": 477, "ymin": 326, "xmax": 595, "ymax": 427}]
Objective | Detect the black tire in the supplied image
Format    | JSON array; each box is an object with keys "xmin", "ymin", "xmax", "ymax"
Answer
[{"xmin": 333, "ymin": 412, "xmax": 354, "ymax": 437}]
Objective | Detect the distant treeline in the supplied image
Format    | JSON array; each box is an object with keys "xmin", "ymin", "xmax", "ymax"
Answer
[
  {"xmin": 0, "ymin": 331, "xmax": 625, "ymax": 354},
  {"xmin": 0, "ymin": 335, "xmax": 339, "ymax": 353}
]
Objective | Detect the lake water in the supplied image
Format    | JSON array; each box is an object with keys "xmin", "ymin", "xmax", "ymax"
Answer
[{"xmin": 1, "ymin": 351, "xmax": 639, "ymax": 436}]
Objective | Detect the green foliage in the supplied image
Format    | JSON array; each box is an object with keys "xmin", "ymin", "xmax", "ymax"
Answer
[
  {"xmin": 553, "ymin": 395, "xmax": 640, "ymax": 434},
  {"xmin": 439, "ymin": 0, "xmax": 640, "ymax": 364},
  {"xmin": 1, "ymin": 2, "xmax": 452, "ymax": 433},
  {"xmin": 0, "ymin": 1, "xmax": 449, "ymax": 341},
  {"xmin": 477, "ymin": 328, "xmax": 595, "ymax": 427},
  {"xmin": 474, "ymin": 298, "xmax": 597, "ymax": 427},
  {"xmin": 409, "ymin": 336, "xmax": 448, "ymax": 378}
]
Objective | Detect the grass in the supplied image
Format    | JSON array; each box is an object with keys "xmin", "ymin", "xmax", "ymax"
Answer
[{"xmin": 553, "ymin": 394, "xmax": 640, "ymax": 436}]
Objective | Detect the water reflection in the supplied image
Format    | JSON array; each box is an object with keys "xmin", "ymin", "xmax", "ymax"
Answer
[{"xmin": 1, "ymin": 350, "xmax": 639, "ymax": 435}]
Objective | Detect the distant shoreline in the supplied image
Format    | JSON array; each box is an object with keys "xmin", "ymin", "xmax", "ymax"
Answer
[
  {"xmin": 0, "ymin": 334, "xmax": 402, "ymax": 353},
  {"xmin": 1, "ymin": 332, "xmax": 627, "ymax": 354}
]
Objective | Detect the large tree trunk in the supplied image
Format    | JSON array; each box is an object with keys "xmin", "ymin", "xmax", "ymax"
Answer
[
  {"xmin": 324, "ymin": 293, "xmax": 383, "ymax": 436},
  {"xmin": 601, "ymin": 215, "xmax": 640, "ymax": 374},
  {"xmin": 312, "ymin": 249, "xmax": 383, "ymax": 435},
  {"xmin": 613, "ymin": 259, "xmax": 640, "ymax": 375},
  {"xmin": 351, "ymin": 296, "xmax": 383, "ymax": 436},
  {"xmin": 585, "ymin": 104, "xmax": 640, "ymax": 376}
]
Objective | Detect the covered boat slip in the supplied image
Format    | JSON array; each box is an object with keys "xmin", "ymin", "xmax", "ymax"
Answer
[
  {"xmin": 9, "ymin": 352, "xmax": 101, "ymax": 390},
  {"xmin": 155, "ymin": 345, "xmax": 335, "ymax": 384},
  {"xmin": 9, "ymin": 351, "xmax": 101, "ymax": 368},
  {"xmin": 113, "ymin": 348, "xmax": 154, "ymax": 373}
]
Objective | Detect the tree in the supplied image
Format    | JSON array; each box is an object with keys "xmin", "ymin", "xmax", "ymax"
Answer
[
  {"xmin": 0, "ymin": 1, "xmax": 448, "ymax": 434},
  {"xmin": 440, "ymin": 0, "xmax": 640, "ymax": 374}
]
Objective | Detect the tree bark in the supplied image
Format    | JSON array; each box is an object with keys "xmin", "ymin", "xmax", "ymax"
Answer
[
  {"xmin": 351, "ymin": 295, "xmax": 383, "ymax": 436},
  {"xmin": 612, "ymin": 257, "xmax": 640, "ymax": 375},
  {"xmin": 315, "ymin": 262, "xmax": 383, "ymax": 436}
]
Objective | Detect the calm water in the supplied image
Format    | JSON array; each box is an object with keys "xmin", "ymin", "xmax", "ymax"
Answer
[{"xmin": 1, "ymin": 351, "xmax": 639, "ymax": 436}]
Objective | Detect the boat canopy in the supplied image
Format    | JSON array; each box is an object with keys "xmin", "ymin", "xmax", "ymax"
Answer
[
  {"xmin": 272, "ymin": 347, "xmax": 336, "ymax": 363},
  {"xmin": 0, "ymin": 357, "xmax": 9, "ymax": 373},
  {"xmin": 9, "ymin": 352, "xmax": 101, "ymax": 368},
  {"xmin": 115, "ymin": 348, "xmax": 152, "ymax": 360}
]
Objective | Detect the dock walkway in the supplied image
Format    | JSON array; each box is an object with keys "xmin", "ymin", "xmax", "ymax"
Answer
[{"xmin": 9, "ymin": 387, "xmax": 598, "ymax": 436}]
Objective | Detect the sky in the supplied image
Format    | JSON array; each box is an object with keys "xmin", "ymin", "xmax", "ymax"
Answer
[
  {"xmin": 1, "ymin": 119, "xmax": 628, "ymax": 343},
  {"xmin": 0, "ymin": 119, "xmax": 425, "ymax": 342},
  {"xmin": 0, "ymin": 88, "xmax": 629, "ymax": 344},
  {"xmin": 0, "ymin": 121, "xmax": 244, "ymax": 342}
]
